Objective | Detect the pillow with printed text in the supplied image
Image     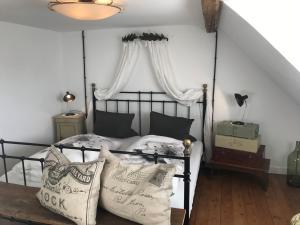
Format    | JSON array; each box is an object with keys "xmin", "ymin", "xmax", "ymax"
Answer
[
  {"xmin": 36, "ymin": 146, "xmax": 105, "ymax": 225},
  {"xmin": 99, "ymin": 148, "xmax": 176, "ymax": 225}
]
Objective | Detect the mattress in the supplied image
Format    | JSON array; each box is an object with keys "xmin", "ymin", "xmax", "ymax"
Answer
[
  {"xmin": 170, "ymin": 141, "xmax": 202, "ymax": 214},
  {"xmin": 0, "ymin": 135, "xmax": 202, "ymax": 214},
  {"xmin": 0, "ymin": 135, "xmax": 141, "ymax": 187}
]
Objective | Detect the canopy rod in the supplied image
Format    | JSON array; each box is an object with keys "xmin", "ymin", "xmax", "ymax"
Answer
[{"xmin": 82, "ymin": 30, "xmax": 88, "ymax": 118}]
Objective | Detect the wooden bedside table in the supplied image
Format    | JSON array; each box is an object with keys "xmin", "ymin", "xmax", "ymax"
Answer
[
  {"xmin": 54, "ymin": 113, "xmax": 87, "ymax": 141},
  {"xmin": 209, "ymin": 145, "xmax": 270, "ymax": 190}
]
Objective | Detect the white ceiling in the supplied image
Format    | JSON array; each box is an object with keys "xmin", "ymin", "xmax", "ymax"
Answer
[
  {"xmin": 219, "ymin": 4, "xmax": 300, "ymax": 105},
  {"xmin": 224, "ymin": 0, "xmax": 300, "ymax": 73},
  {"xmin": 0, "ymin": 0, "xmax": 204, "ymax": 32}
]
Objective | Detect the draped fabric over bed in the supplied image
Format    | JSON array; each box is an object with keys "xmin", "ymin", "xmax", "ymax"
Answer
[
  {"xmin": 93, "ymin": 40, "xmax": 140, "ymax": 100},
  {"xmin": 93, "ymin": 33, "xmax": 212, "ymax": 153}
]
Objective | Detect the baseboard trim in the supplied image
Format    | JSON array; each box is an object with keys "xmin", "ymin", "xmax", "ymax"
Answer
[{"xmin": 269, "ymin": 166, "xmax": 287, "ymax": 174}]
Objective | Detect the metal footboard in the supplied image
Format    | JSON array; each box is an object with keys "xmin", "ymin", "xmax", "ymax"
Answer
[{"xmin": 0, "ymin": 139, "xmax": 192, "ymax": 225}]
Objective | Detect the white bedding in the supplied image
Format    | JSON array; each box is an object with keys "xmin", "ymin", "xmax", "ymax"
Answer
[
  {"xmin": 0, "ymin": 135, "xmax": 140, "ymax": 186},
  {"xmin": 0, "ymin": 134, "xmax": 202, "ymax": 213},
  {"xmin": 171, "ymin": 140, "xmax": 202, "ymax": 212}
]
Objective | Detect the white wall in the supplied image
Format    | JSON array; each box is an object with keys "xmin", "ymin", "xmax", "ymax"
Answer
[
  {"xmin": 0, "ymin": 21, "xmax": 297, "ymax": 175},
  {"xmin": 214, "ymin": 31, "xmax": 300, "ymax": 174},
  {"xmin": 61, "ymin": 24, "xmax": 300, "ymax": 174},
  {"xmin": 220, "ymin": 5, "xmax": 300, "ymax": 108},
  {"xmin": 61, "ymin": 25, "xmax": 215, "ymax": 137},
  {"xmin": 0, "ymin": 21, "xmax": 64, "ymax": 172}
]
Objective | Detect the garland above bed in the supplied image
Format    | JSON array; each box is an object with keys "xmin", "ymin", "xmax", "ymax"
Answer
[
  {"xmin": 122, "ymin": 33, "xmax": 168, "ymax": 42},
  {"xmin": 93, "ymin": 32, "xmax": 212, "ymax": 152}
]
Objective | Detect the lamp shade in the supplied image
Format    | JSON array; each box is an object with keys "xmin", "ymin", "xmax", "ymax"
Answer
[
  {"xmin": 234, "ymin": 93, "xmax": 248, "ymax": 107},
  {"xmin": 63, "ymin": 92, "xmax": 75, "ymax": 102},
  {"xmin": 48, "ymin": 0, "xmax": 121, "ymax": 20}
]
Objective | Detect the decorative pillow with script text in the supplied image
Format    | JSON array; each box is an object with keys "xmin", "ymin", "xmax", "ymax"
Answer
[
  {"xmin": 99, "ymin": 148, "xmax": 176, "ymax": 225},
  {"xmin": 36, "ymin": 146, "xmax": 105, "ymax": 225}
]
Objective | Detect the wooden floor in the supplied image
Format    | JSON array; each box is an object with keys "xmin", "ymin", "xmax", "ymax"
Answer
[
  {"xmin": 190, "ymin": 171, "xmax": 300, "ymax": 225},
  {"xmin": 1, "ymin": 171, "xmax": 300, "ymax": 225}
]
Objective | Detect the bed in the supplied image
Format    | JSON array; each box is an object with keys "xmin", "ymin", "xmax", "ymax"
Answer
[
  {"xmin": 0, "ymin": 134, "xmax": 203, "ymax": 210},
  {"xmin": 0, "ymin": 83, "xmax": 208, "ymax": 225}
]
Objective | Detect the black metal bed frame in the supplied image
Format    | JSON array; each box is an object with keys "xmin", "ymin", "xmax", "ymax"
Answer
[
  {"xmin": 92, "ymin": 83, "xmax": 208, "ymax": 148},
  {"xmin": 0, "ymin": 83, "xmax": 207, "ymax": 225}
]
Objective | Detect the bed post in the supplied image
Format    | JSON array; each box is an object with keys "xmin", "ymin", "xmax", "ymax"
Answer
[
  {"xmin": 202, "ymin": 84, "xmax": 208, "ymax": 151},
  {"xmin": 183, "ymin": 139, "xmax": 191, "ymax": 225},
  {"xmin": 92, "ymin": 83, "xmax": 96, "ymax": 126},
  {"xmin": 0, "ymin": 139, "xmax": 8, "ymax": 183}
]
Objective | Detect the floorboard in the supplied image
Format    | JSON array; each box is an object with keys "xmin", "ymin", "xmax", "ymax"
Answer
[
  {"xmin": 1, "ymin": 171, "xmax": 300, "ymax": 225},
  {"xmin": 190, "ymin": 171, "xmax": 300, "ymax": 225}
]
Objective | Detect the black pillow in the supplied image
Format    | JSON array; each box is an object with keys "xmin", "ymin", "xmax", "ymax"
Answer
[
  {"xmin": 94, "ymin": 111, "xmax": 138, "ymax": 138},
  {"xmin": 149, "ymin": 111, "xmax": 197, "ymax": 142}
]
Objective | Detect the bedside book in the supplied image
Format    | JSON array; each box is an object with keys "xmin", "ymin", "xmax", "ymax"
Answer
[
  {"xmin": 215, "ymin": 135, "xmax": 260, "ymax": 153},
  {"xmin": 216, "ymin": 121, "xmax": 259, "ymax": 139}
]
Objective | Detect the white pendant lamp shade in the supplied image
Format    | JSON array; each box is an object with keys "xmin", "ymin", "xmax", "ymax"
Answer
[{"xmin": 48, "ymin": 0, "xmax": 121, "ymax": 20}]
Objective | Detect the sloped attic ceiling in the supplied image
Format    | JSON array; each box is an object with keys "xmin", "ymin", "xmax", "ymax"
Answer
[
  {"xmin": 224, "ymin": 0, "xmax": 300, "ymax": 72},
  {"xmin": 0, "ymin": 0, "xmax": 204, "ymax": 31},
  {"xmin": 219, "ymin": 4, "xmax": 300, "ymax": 106}
]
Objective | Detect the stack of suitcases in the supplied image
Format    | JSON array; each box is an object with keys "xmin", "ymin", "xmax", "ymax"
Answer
[{"xmin": 212, "ymin": 121, "xmax": 270, "ymax": 173}]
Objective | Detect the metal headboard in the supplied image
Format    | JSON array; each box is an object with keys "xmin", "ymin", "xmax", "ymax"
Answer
[{"xmin": 92, "ymin": 83, "xmax": 207, "ymax": 149}]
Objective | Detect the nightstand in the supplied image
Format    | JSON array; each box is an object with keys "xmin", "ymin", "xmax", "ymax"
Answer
[
  {"xmin": 209, "ymin": 145, "xmax": 270, "ymax": 190},
  {"xmin": 54, "ymin": 113, "xmax": 87, "ymax": 141}
]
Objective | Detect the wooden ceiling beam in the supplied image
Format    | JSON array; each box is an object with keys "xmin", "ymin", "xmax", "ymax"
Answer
[{"xmin": 201, "ymin": 0, "xmax": 222, "ymax": 33}]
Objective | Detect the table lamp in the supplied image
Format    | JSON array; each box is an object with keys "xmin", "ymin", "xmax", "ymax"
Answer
[
  {"xmin": 232, "ymin": 93, "xmax": 248, "ymax": 125},
  {"xmin": 63, "ymin": 91, "xmax": 76, "ymax": 116}
]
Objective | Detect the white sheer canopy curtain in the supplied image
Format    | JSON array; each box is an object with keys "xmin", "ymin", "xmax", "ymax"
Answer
[
  {"xmin": 145, "ymin": 40, "xmax": 212, "ymax": 154},
  {"xmin": 146, "ymin": 40, "xmax": 202, "ymax": 106},
  {"xmin": 93, "ymin": 34, "xmax": 212, "ymax": 154},
  {"xmin": 94, "ymin": 40, "xmax": 140, "ymax": 100}
]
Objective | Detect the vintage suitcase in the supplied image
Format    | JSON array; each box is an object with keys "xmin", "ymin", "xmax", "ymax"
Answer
[
  {"xmin": 216, "ymin": 121, "xmax": 259, "ymax": 139},
  {"xmin": 212, "ymin": 145, "xmax": 266, "ymax": 168},
  {"xmin": 215, "ymin": 135, "xmax": 260, "ymax": 153}
]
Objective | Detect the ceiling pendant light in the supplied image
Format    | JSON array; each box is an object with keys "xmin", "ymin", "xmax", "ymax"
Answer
[{"xmin": 48, "ymin": 0, "xmax": 121, "ymax": 21}]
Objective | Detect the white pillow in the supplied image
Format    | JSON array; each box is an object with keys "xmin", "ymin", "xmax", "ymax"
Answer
[
  {"xmin": 99, "ymin": 148, "xmax": 176, "ymax": 225},
  {"xmin": 36, "ymin": 146, "xmax": 105, "ymax": 225}
]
